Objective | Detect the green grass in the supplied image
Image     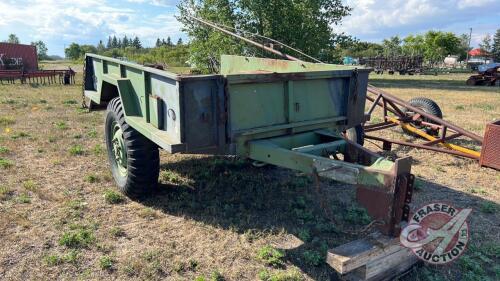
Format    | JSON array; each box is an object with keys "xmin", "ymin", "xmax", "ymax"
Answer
[
  {"xmin": 302, "ymin": 250, "xmax": 323, "ymax": 267},
  {"xmin": 160, "ymin": 170, "xmax": 186, "ymax": 185},
  {"xmin": 11, "ymin": 132, "xmax": 30, "ymax": 139},
  {"xmin": 344, "ymin": 205, "xmax": 372, "ymax": 225},
  {"xmin": 0, "ymin": 116, "xmax": 15, "ymax": 126},
  {"xmin": 84, "ymin": 174, "xmax": 100, "ymax": 183},
  {"xmin": 99, "ymin": 255, "xmax": 114, "ymax": 270},
  {"xmin": 297, "ymin": 228, "xmax": 311, "ymax": 242},
  {"xmin": 59, "ymin": 227, "xmax": 96, "ymax": 249},
  {"xmin": 104, "ymin": 190, "xmax": 125, "ymax": 204},
  {"xmin": 0, "ymin": 158, "xmax": 13, "ymax": 169},
  {"xmin": 0, "ymin": 146, "xmax": 9, "ymax": 154},
  {"xmin": 88, "ymin": 129, "xmax": 98, "ymax": 138},
  {"xmin": 0, "ymin": 186, "xmax": 12, "ymax": 200},
  {"xmin": 256, "ymin": 246, "xmax": 285, "ymax": 268},
  {"xmin": 92, "ymin": 144, "xmax": 104, "ymax": 155},
  {"xmin": 69, "ymin": 145, "xmax": 85, "ymax": 156},
  {"xmin": 110, "ymin": 227, "xmax": 125, "ymax": 237},
  {"xmin": 469, "ymin": 187, "xmax": 488, "ymax": 195},
  {"xmin": 480, "ymin": 202, "xmax": 497, "ymax": 214},
  {"xmin": 44, "ymin": 250, "xmax": 81, "ymax": 266},
  {"xmin": 55, "ymin": 121, "xmax": 68, "ymax": 130},
  {"xmin": 44, "ymin": 254, "xmax": 62, "ymax": 266},
  {"xmin": 258, "ymin": 269, "xmax": 303, "ymax": 281},
  {"xmin": 17, "ymin": 193, "xmax": 31, "ymax": 204},
  {"xmin": 63, "ymin": 100, "xmax": 78, "ymax": 105},
  {"xmin": 210, "ymin": 270, "xmax": 225, "ymax": 281},
  {"xmin": 23, "ymin": 180, "xmax": 37, "ymax": 191}
]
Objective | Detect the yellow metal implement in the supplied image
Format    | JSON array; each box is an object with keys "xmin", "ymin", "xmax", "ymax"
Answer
[{"xmin": 387, "ymin": 117, "xmax": 481, "ymax": 159}]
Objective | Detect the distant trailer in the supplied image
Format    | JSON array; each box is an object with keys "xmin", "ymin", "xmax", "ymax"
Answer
[{"xmin": 0, "ymin": 42, "xmax": 38, "ymax": 72}]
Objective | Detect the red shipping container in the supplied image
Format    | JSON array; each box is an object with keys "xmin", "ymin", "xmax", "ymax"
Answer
[{"xmin": 0, "ymin": 43, "xmax": 38, "ymax": 72}]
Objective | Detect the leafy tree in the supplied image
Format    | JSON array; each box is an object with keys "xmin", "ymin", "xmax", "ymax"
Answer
[
  {"xmin": 31, "ymin": 40, "xmax": 48, "ymax": 60},
  {"xmin": 65, "ymin": 43, "xmax": 82, "ymax": 60},
  {"xmin": 65, "ymin": 43, "xmax": 97, "ymax": 60},
  {"xmin": 382, "ymin": 36, "xmax": 402, "ymax": 57},
  {"xmin": 80, "ymin": 45, "xmax": 97, "ymax": 55},
  {"xmin": 479, "ymin": 34, "xmax": 492, "ymax": 53},
  {"xmin": 177, "ymin": 38, "xmax": 184, "ymax": 46},
  {"xmin": 177, "ymin": 0, "xmax": 352, "ymax": 72},
  {"xmin": 458, "ymin": 33, "xmax": 471, "ymax": 61},
  {"xmin": 7, "ymin": 34, "xmax": 20, "ymax": 44},
  {"xmin": 339, "ymin": 40, "xmax": 383, "ymax": 58},
  {"xmin": 402, "ymin": 35, "xmax": 425, "ymax": 56},
  {"xmin": 422, "ymin": 31, "xmax": 461, "ymax": 64},
  {"xmin": 492, "ymin": 29, "xmax": 500, "ymax": 62}
]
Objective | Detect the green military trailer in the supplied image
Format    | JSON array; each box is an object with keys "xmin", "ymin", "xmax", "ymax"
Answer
[{"xmin": 83, "ymin": 54, "xmax": 414, "ymax": 237}]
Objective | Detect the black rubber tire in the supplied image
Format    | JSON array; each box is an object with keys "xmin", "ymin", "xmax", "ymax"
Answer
[
  {"xmin": 345, "ymin": 125, "xmax": 365, "ymax": 146},
  {"xmin": 403, "ymin": 97, "xmax": 443, "ymax": 136},
  {"xmin": 105, "ymin": 97, "xmax": 159, "ymax": 198}
]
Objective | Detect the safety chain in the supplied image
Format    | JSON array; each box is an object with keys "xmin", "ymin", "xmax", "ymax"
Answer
[{"xmin": 81, "ymin": 58, "xmax": 88, "ymax": 109}]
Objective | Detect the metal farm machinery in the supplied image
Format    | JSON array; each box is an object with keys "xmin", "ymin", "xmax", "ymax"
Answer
[{"xmin": 81, "ymin": 17, "xmax": 499, "ymax": 280}]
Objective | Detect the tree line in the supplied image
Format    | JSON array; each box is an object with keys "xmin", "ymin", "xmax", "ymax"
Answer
[
  {"xmin": 339, "ymin": 30, "xmax": 500, "ymax": 64},
  {"xmin": 64, "ymin": 35, "xmax": 189, "ymax": 68},
  {"xmin": 177, "ymin": 0, "xmax": 500, "ymax": 72},
  {"xmin": 3, "ymin": 34, "xmax": 51, "ymax": 60}
]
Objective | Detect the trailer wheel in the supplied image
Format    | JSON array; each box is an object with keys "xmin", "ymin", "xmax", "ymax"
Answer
[
  {"xmin": 403, "ymin": 97, "xmax": 443, "ymax": 136},
  {"xmin": 346, "ymin": 125, "xmax": 365, "ymax": 146},
  {"xmin": 105, "ymin": 97, "xmax": 159, "ymax": 198}
]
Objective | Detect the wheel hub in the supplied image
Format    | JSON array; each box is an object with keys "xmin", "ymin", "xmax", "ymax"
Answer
[{"xmin": 111, "ymin": 122, "xmax": 127, "ymax": 176}]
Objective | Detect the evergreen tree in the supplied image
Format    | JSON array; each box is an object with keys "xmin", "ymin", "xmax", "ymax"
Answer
[
  {"xmin": 112, "ymin": 36, "xmax": 118, "ymax": 48},
  {"xmin": 97, "ymin": 40, "xmax": 106, "ymax": 53},
  {"xmin": 162, "ymin": 39, "xmax": 167, "ymax": 46},
  {"xmin": 166, "ymin": 36, "xmax": 173, "ymax": 47},
  {"xmin": 156, "ymin": 38, "xmax": 162, "ymax": 48},
  {"xmin": 123, "ymin": 36, "xmax": 129, "ymax": 48},
  {"xmin": 177, "ymin": 38, "xmax": 183, "ymax": 46},
  {"xmin": 118, "ymin": 38, "xmax": 122, "ymax": 49},
  {"xmin": 106, "ymin": 36, "xmax": 112, "ymax": 49},
  {"xmin": 132, "ymin": 36, "xmax": 142, "ymax": 49},
  {"xmin": 492, "ymin": 29, "xmax": 500, "ymax": 62}
]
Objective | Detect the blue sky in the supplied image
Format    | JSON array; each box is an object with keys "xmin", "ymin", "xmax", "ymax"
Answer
[{"xmin": 0, "ymin": 0, "xmax": 499, "ymax": 56}]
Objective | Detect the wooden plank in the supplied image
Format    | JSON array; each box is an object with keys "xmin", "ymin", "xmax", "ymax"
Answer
[{"xmin": 326, "ymin": 232, "xmax": 419, "ymax": 281}]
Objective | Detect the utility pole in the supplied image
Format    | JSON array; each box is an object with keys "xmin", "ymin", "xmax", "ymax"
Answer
[{"xmin": 465, "ymin": 28, "xmax": 472, "ymax": 64}]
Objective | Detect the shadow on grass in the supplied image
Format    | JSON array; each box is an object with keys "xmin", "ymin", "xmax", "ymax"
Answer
[
  {"xmin": 137, "ymin": 156, "xmax": 499, "ymax": 280},
  {"xmin": 369, "ymin": 78, "xmax": 499, "ymax": 93}
]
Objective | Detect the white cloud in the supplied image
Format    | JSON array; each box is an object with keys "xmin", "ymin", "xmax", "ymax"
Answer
[
  {"xmin": 126, "ymin": 0, "xmax": 176, "ymax": 7},
  {"xmin": 0, "ymin": 0, "xmax": 184, "ymax": 54},
  {"xmin": 334, "ymin": 0, "xmax": 499, "ymax": 45},
  {"xmin": 457, "ymin": 0, "xmax": 495, "ymax": 9}
]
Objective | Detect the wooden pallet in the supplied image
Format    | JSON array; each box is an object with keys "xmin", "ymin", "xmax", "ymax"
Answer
[{"xmin": 327, "ymin": 232, "xmax": 420, "ymax": 281}]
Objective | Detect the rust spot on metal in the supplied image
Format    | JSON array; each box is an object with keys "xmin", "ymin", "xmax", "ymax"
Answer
[{"xmin": 480, "ymin": 120, "xmax": 500, "ymax": 170}]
